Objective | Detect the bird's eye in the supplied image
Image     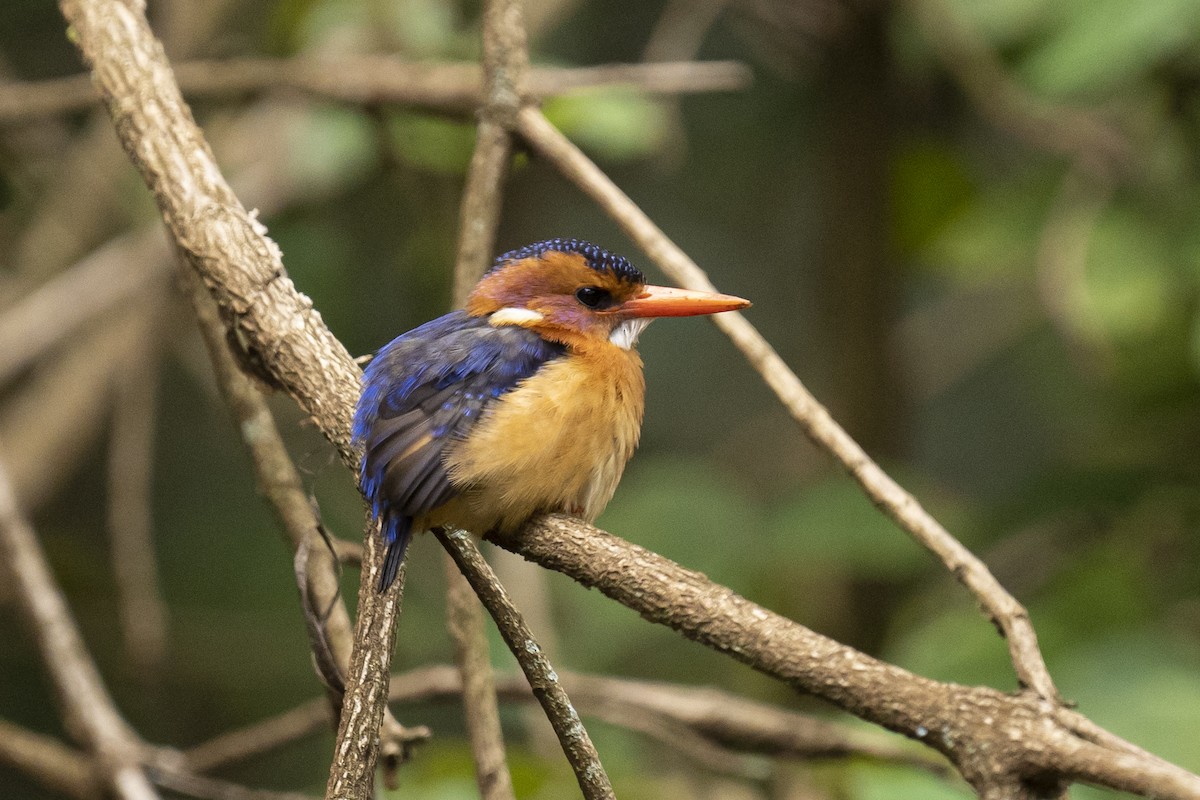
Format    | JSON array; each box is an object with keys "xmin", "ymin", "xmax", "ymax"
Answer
[{"xmin": 575, "ymin": 286, "xmax": 612, "ymax": 309}]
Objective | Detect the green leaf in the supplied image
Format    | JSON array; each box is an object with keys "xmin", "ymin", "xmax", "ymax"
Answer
[{"xmin": 1021, "ymin": 0, "xmax": 1200, "ymax": 97}]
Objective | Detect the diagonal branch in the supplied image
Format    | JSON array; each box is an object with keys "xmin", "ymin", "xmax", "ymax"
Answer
[
  {"xmin": 488, "ymin": 515, "xmax": 1200, "ymax": 800},
  {"xmin": 443, "ymin": 559, "xmax": 514, "ymax": 800},
  {"xmin": 0, "ymin": 227, "xmax": 168, "ymax": 386},
  {"xmin": 0, "ymin": 719, "xmax": 97, "ymax": 799},
  {"xmin": 441, "ymin": 1, "xmax": 529, "ymax": 797},
  {"xmin": 436, "ymin": 528, "xmax": 615, "ymax": 800},
  {"xmin": 58, "ymin": 0, "xmax": 362, "ymax": 467},
  {"xmin": 513, "ymin": 105, "xmax": 1060, "ymax": 704},
  {"xmin": 904, "ymin": 0, "xmax": 1129, "ymax": 179},
  {"xmin": 0, "ymin": 455, "xmax": 159, "ymax": 799},
  {"xmin": 184, "ymin": 268, "xmax": 428, "ymax": 770}
]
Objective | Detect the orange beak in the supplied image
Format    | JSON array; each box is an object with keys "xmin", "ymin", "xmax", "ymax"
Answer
[{"xmin": 619, "ymin": 285, "xmax": 751, "ymax": 318}]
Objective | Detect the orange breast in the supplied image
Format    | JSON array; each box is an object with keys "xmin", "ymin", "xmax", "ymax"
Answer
[{"xmin": 437, "ymin": 343, "xmax": 645, "ymax": 534}]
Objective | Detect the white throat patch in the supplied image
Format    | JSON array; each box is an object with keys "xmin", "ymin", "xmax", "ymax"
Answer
[
  {"xmin": 609, "ymin": 318, "xmax": 652, "ymax": 350},
  {"xmin": 489, "ymin": 307, "xmax": 545, "ymax": 327}
]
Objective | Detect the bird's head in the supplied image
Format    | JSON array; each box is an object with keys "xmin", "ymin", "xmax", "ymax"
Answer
[{"xmin": 465, "ymin": 239, "xmax": 750, "ymax": 350}]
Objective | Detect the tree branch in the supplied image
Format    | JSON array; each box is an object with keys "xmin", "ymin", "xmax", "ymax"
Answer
[
  {"xmin": 324, "ymin": 541, "xmax": 406, "ymax": 799},
  {"xmin": 436, "ymin": 529, "xmax": 614, "ymax": 800},
  {"xmin": 513, "ymin": 104, "xmax": 1061, "ymax": 704},
  {"xmin": 0, "ymin": 456, "xmax": 159, "ymax": 799},
  {"xmin": 183, "ymin": 663, "xmax": 946, "ymax": 776},
  {"xmin": 443, "ymin": 561, "xmax": 515, "ymax": 799},
  {"xmin": 58, "ymin": 0, "xmax": 362, "ymax": 466},
  {"xmin": 0, "ymin": 58, "xmax": 751, "ymax": 123},
  {"xmin": 186, "ymin": 270, "xmax": 352, "ymax": 679},
  {"xmin": 0, "ymin": 719, "xmax": 96, "ymax": 799},
  {"xmin": 54, "ymin": 6, "xmax": 406, "ymax": 795},
  {"xmin": 489, "ymin": 514, "xmax": 1200, "ymax": 799},
  {"xmin": 185, "ymin": 268, "xmax": 429, "ymax": 771}
]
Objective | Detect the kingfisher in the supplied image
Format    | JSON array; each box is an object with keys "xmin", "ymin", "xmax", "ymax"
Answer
[{"xmin": 353, "ymin": 238, "xmax": 750, "ymax": 590}]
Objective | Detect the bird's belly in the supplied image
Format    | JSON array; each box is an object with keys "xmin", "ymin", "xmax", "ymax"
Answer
[{"xmin": 440, "ymin": 350, "xmax": 645, "ymax": 533}]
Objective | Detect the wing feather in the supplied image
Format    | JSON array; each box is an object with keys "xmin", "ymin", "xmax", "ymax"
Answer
[{"xmin": 352, "ymin": 311, "xmax": 565, "ymax": 589}]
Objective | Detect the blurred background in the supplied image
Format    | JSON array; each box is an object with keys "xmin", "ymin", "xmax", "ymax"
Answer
[{"xmin": 1, "ymin": 0, "xmax": 1199, "ymax": 797}]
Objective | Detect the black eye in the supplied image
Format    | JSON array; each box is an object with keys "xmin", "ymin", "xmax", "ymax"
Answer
[{"xmin": 575, "ymin": 286, "xmax": 612, "ymax": 309}]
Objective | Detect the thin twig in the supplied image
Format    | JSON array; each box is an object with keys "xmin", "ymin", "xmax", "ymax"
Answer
[
  {"xmin": 0, "ymin": 58, "xmax": 751, "ymax": 122},
  {"xmin": 905, "ymin": 0, "xmax": 1129, "ymax": 178},
  {"xmin": 182, "ymin": 663, "xmax": 946, "ymax": 776},
  {"xmin": 453, "ymin": 119, "xmax": 513, "ymax": 300},
  {"xmin": 147, "ymin": 766, "xmax": 319, "ymax": 800},
  {"xmin": 186, "ymin": 269, "xmax": 353, "ymax": 669},
  {"xmin": 436, "ymin": 528, "xmax": 615, "ymax": 800},
  {"xmin": 514, "ymin": 105, "xmax": 1061, "ymax": 703},
  {"xmin": 184, "ymin": 697, "xmax": 333, "ymax": 773},
  {"xmin": 0, "ymin": 308, "xmax": 152, "ymax": 510},
  {"xmin": 452, "ymin": 0, "xmax": 528, "ymax": 296},
  {"xmin": 58, "ymin": 0, "xmax": 363, "ymax": 465},
  {"xmin": 643, "ymin": 0, "xmax": 728, "ymax": 62},
  {"xmin": 0, "ymin": 718, "xmax": 97, "ymax": 799},
  {"xmin": 640, "ymin": 0, "xmax": 730, "ymax": 169},
  {"xmin": 185, "ymin": 270, "xmax": 428, "ymax": 777},
  {"xmin": 489, "ymin": 548, "xmax": 562, "ymax": 756},
  {"xmin": 444, "ymin": 563, "xmax": 515, "ymax": 799},
  {"xmin": 558, "ymin": 672, "xmax": 946, "ymax": 775},
  {"xmin": 489, "ymin": 514, "xmax": 1200, "ymax": 800},
  {"xmin": 0, "ymin": 454, "xmax": 159, "ymax": 799},
  {"xmin": 0, "ymin": 227, "xmax": 168, "ymax": 385},
  {"xmin": 325, "ymin": 532, "xmax": 407, "ymax": 798}
]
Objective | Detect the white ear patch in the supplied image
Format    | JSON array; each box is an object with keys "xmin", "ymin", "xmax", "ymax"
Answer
[
  {"xmin": 609, "ymin": 318, "xmax": 652, "ymax": 350},
  {"xmin": 489, "ymin": 307, "xmax": 545, "ymax": 327}
]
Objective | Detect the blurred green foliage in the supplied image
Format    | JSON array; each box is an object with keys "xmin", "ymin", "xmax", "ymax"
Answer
[{"xmin": 2, "ymin": 0, "xmax": 1200, "ymax": 797}]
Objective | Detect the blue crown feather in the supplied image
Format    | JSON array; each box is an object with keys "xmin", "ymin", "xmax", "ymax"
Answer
[{"xmin": 492, "ymin": 238, "xmax": 646, "ymax": 285}]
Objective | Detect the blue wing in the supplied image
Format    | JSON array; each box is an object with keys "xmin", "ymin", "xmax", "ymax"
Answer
[{"xmin": 352, "ymin": 311, "xmax": 565, "ymax": 589}]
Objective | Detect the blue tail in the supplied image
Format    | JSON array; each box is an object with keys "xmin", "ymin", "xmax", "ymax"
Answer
[{"xmin": 378, "ymin": 515, "xmax": 412, "ymax": 592}]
